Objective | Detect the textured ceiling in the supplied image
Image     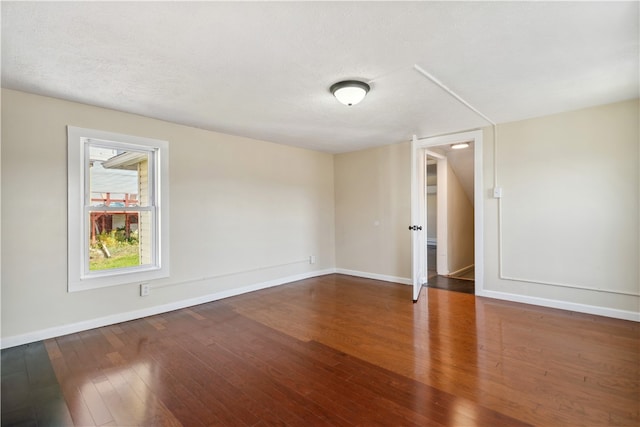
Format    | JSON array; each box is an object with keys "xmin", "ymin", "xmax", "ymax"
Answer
[{"xmin": 2, "ymin": 2, "xmax": 638, "ymax": 153}]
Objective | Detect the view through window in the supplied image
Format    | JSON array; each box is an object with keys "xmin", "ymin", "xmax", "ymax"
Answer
[{"xmin": 88, "ymin": 145, "xmax": 152, "ymax": 271}]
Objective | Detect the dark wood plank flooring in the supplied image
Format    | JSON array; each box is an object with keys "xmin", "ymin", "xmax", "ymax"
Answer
[
  {"xmin": 2, "ymin": 274, "xmax": 638, "ymax": 426},
  {"xmin": 426, "ymin": 274, "xmax": 475, "ymax": 294},
  {"xmin": 426, "ymin": 245, "xmax": 475, "ymax": 294},
  {"xmin": 1, "ymin": 341, "xmax": 73, "ymax": 426}
]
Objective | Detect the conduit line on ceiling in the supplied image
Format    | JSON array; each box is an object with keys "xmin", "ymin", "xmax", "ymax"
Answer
[
  {"xmin": 413, "ymin": 64, "xmax": 496, "ymax": 126},
  {"xmin": 412, "ymin": 64, "xmax": 639, "ymax": 297}
]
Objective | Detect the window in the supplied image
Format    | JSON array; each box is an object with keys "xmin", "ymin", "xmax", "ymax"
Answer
[{"xmin": 68, "ymin": 127, "xmax": 169, "ymax": 291}]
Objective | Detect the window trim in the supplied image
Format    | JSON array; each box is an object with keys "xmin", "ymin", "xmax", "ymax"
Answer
[{"xmin": 68, "ymin": 126, "xmax": 169, "ymax": 292}]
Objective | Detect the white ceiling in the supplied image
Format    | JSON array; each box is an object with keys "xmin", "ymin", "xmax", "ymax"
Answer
[{"xmin": 2, "ymin": 2, "xmax": 638, "ymax": 153}]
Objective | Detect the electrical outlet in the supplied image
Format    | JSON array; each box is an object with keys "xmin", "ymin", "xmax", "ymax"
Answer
[
  {"xmin": 309, "ymin": 255, "xmax": 316, "ymax": 264},
  {"xmin": 140, "ymin": 283, "xmax": 150, "ymax": 296}
]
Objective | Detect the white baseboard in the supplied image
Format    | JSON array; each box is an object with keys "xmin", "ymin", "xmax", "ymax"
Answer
[
  {"xmin": 8, "ymin": 269, "xmax": 632, "ymax": 349},
  {"xmin": 448, "ymin": 264, "xmax": 474, "ymax": 277},
  {"xmin": 335, "ymin": 268, "xmax": 412, "ymax": 286},
  {"xmin": 1, "ymin": 268, "xmax": 336, "ymax": 349},
  {"xmin": 476, "ymin": 289, "xmax": 640, "ymax": 322}
]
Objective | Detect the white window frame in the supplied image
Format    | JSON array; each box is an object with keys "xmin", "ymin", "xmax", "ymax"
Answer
[{"xmin": 67, "ymin": 126, "xmax": 169, "ymax": 292}]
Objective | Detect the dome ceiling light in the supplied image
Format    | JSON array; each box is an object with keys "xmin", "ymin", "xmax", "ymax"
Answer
[
  {"xmin": 451, "ymin": 142, "xmax": 470, "ymax": 150},
  {"xmin": 330, "ymin": 80, "xmax": 370, "ymax": 106}
]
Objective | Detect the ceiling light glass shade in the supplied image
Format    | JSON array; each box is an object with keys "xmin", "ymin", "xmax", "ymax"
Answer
[
  {"xmin": 451, "ymin": 143, "xmax": 470, "ymax": 150},
  {"xmin": 330, "ymin": 80, "xmax": 370, "ymax": 106}
]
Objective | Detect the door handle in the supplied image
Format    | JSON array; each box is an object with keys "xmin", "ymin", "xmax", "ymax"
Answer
[{"xmin": 408, "ymin": 225, "xmax": 423, "ymax": 231}]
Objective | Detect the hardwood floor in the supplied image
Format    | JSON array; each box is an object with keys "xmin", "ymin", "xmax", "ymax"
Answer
[
  {"xmin": 426, "ymin": 245, "xmax": 475, "ymax": 294},
  {"xmin": 1, "ymin": 341, "xmax": 73, "ymax": 426},
  {"xmin": 2, "ymin": 274, "xmax": 638, "ymax": 426},
  {"xmin": 426, "ymin": 275, "xmax": 475, "ymax": 295}
]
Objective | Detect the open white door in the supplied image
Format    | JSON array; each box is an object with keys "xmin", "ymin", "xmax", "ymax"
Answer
[{"xmin": 410, "ymin": 135, "xmax": 427, "ymax": 302}]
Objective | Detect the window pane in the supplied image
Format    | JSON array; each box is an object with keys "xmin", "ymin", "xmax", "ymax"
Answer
[
  {"xmin": 89, "ymin": 145, "xmax": 149, "ymax": 207},
  {"xmin": 69, "ymin": 127, "xmax": 168, "ymax": 291},
  {"xmin": 88, "ymin": 211, "xmax": 152, "ymax": 271}
]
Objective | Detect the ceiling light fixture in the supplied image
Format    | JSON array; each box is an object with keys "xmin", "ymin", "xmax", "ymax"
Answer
[
  {"xmin": 330, "ymin": 80, "xmax": 370, "ymax": 106},
  {"xmin": 451, "ymin": 142, "xmax": 470, "ymax": 150}
]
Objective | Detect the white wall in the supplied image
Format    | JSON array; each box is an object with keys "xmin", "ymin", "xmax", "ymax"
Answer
[
  {"xmin": 1, "ymin": 89, "xmax": 335, "ymax": 345},
  {"xmin": 481, "ymin": 99, "xmax": 639, "ymax": 318}
]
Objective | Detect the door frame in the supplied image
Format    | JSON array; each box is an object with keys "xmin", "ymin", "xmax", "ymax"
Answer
[
  {"xmin": 411, "ymin": 130, "xmax": 484, "ymax": 298},
  {"xmin": 424, "ymin": 150, "xmax": 448, "ymax": 276}
]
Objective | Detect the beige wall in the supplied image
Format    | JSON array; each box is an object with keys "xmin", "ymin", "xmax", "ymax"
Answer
[
  {"xmin": 333, "ymin": 99, "xmax": 638, "ymax": 318},
  {"xmin": 2, "ymin": 89, "xmax": 638, "ymax": 344},
  {"xmin": 482, "ymin": 99, "xmax": 639, "ymax": 314},
  {"xmin": 1, "ymin": 89, "xmax": 335, "ymax": 341},
  {"xmin": 446, "ymin": 162, "xmax": 474, "ymax": 273},
  {"xmin": 334, "ymin": 143, "xmax": 411, "ymax": 280}
]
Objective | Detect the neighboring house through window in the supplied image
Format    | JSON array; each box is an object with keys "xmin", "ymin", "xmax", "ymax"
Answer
[{"xmin": 67, "ymin": 127, "xmax": 169, "ymax": 291}]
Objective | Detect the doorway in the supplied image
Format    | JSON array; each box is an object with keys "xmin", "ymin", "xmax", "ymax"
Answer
[
  {"xmin": 410, "ymin": 130, "xmax": 484, "ymax": 301},
  {"xmin": 427, "ymin": 147, "xmax": 475, "ymax": 294}
]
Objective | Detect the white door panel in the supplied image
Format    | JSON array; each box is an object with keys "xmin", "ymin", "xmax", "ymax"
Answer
[{"xmin": 410, "ymin": 135, "xmax": 427, "ymax": 302}]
